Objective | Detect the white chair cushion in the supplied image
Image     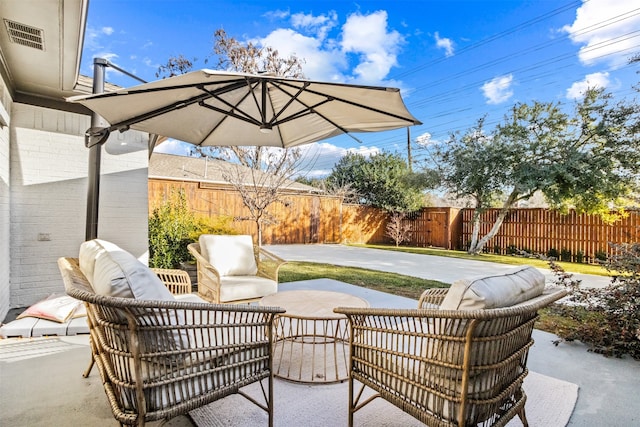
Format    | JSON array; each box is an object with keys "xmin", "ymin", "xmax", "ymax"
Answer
[
  {"xmin": 199, "ymin": 234, "xmax": 258, "ymax": 276},
  {"xmin": 439, "ymin": 265, "xmax": 545, "ymax": 311},
  {"xmin": 79, "ymin": 239, "xmax": 173, "ymax": 301},
  {"xmin": 219, "ymin": 276, "xmax": 277, "ymax": 302}
]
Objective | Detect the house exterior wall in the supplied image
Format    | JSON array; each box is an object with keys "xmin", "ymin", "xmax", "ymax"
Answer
[
  {"xmin": 0, "ymin": 72, "xmax": 12, "ymax": 321},
  {"xmin": 9, "ymin": 103, "xmax": 149, "ymax": 308}
]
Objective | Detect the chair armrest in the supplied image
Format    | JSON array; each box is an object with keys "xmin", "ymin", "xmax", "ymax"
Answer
[
  {"xmin": 418, "ymin": 287, "xmax": 449, "ymax": 308},
  {"xmin": 256, "ymin": 246, "xmax": 287, "ymax": 281},
  {"xmin": 188, "ymin": 243, "xmax": 222, "ymax": 302},
  {"xmin": 151, "ymin": 268, "xmax": 192, "ymax": 295}
]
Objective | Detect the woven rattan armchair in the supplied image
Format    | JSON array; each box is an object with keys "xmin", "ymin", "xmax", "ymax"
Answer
[
  {"xmin": 58, "ymin": 257, "xmax": 284, "ymax": 427},
  {"xmin": 150, "ymin": 268, "xmax": 192, "ymax": 295},
  {"xmin": 187, "ymin": 235, "xmax": 286, "ymax": 304},
  {"xmin": 335, "ymin": 287, "xmax": 567, "ymax": 427}
]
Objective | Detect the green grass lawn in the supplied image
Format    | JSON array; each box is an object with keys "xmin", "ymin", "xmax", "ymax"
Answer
[
  {"xmin": 279, "ymin": 261, "xmax": 448, "ymax": 300},
  {"xmin": 351, "ymin": 243, "xmax": 611, "ymax": 276}
]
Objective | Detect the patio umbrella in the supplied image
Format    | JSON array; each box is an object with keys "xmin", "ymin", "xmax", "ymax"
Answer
[
  {"xmin": 69, "ymin": 69, "xmax": 421, "ymax": 148},
  {"xmin": 67, "ymin": 69, "xmax": 422, "ymax": 239}
]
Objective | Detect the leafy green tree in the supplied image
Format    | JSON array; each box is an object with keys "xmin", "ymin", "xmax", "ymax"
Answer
[
  {"xmin": 429, "ymin": 88, "xmax": 640, "ymax": 255},
  {"xmin": 327, "ymin": 151, "xmax": 431, "ymax": 213}
]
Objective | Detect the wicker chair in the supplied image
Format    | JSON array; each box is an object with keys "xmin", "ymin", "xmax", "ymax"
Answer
[
  {"xmin": 150, "ymin": 268, "xmax": 192, "ymax": 295},
  {"xmin": 334, "ymin": 287, "xmax": 567, "ymax": 427},
  {"xmin": 58, "ymin": 257, "xmax": 284, "ymax": 427},
  {"xmin": 187, "ymin": 235, "xmax": 286, "ymax": 304},
  {"xmin": 81, "ymin": 267, "xmax": 193, "ymax": 378}
]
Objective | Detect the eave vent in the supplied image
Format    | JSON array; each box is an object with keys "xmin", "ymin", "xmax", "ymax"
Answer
[{"xmin": 4, "ymin": 19, "xmax": 44, "ymax": 51}]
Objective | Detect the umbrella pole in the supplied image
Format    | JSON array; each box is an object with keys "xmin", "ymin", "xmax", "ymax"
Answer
[{"xmin": 85, "ymin": 58, "xmax": 107, "ymax": 241}]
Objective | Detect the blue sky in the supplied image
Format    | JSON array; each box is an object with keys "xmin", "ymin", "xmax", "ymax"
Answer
[{"xmin": 81, "ymin": 0, "xmax": 640, "ymax": 177}]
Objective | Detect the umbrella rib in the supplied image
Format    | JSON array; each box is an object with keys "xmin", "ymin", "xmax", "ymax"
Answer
[
  {"xmin": 266, "ymin": 83, "xmax": 362, "ymax": 140},
  {"xmin": 103, "ymin": 92, "xmax": 213, "ymax": 133},
  {"xmin": 99, "ymin": 79, "xmax": 250, "ymax": 132},
  {"xmin": 266, "ymin": 82, "xmax": 310, "ymax": 126},
  {"xmin": 198, "ymin": 102, "xmax": 261, "ymax": 126},
  {"xmin": 277, "ymin": 80, "xmax": 421, "ymax": 125},
  {"xmin": 198, "ymin": 79, "xmax": 265, "ymax": 143}
]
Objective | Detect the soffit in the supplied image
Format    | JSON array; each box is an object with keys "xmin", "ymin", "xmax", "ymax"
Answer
[{"xmin": 0, "ymin": 0, "xmax": 88, "ymax": 101}]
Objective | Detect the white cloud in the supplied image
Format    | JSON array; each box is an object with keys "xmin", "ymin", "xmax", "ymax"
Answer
[
  {"xmin": 256, "ymin": 10, "xmax": 405, "ymax": 85},
  {"xmin": 259, "ymin": 28, "xmax": 345, "ymax": 81},
  {"xmin": 295, "ymin": 141, "xmax": 381, "ymax": 177},
  {"xmin": 434, "ymin": 32, "xmax": 454, "ymax": 57},
  {"xmin": 291, "ymin": 11, "xmax": 338, "ymax": 40},
  {"xmin": 101, "ymin": 26, "xmax": 114, "ymax": 36},
  {"xmin": 415, "ymin": 132, "xmax": 432, "ymax": 146},
  {"xmin": 481, "ymin": 74, "xmax": 514, "ymax": 104},
  {"xmin": 340, "ymin": 11, "xmax": 404, "ymax": 84},
  {"xmin": 153, "ymin": 139, "xmax": 194, "ymax": 156},
  {"xmin": 562, "ymin": 0, "xmax": 640, "ymax": 68},
  {"xmin": 264, "ymin": 9, "xmax": 290, "ymax": 20},
  {"xmin": 566, "ymin": 71, "xmax": 611, "ymax": 99}
]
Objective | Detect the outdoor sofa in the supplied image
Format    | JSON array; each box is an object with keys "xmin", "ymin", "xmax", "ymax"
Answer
[
  {"xmin": 58, "ymin": 239, "xmax": 284, "ymax": 426},
  {"xmin": 335, "ymin": 266, "xmax": 568, "ymax": 427}
]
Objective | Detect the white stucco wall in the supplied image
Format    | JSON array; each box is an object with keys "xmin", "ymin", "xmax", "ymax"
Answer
[
  {"xmin": 0, "ymin": 74, "xmax": 11, "ymax": 321},
  {"xmin": 9, "ymin": 103, "xmax": 149, "ymax": 308}
]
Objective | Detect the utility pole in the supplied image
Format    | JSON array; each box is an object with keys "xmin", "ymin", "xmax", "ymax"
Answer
[{"xmin": 407, "ymin": 127, "xmax": 413, "ymax": 172}]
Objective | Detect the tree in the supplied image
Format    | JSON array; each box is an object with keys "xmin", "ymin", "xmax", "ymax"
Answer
[
  {"xmin": 218, "ymin": 148, "xmax": 306, "ymax": 246},
  {"xmin": 158, "ymin": 29, "xmax": 307, "ymax": 246},
  {"xmin": 429, "ymin": 88, "xmax": 640, "ymax": 255},
  {"xmin": 385, "ymin": 212, "xmax": 412, "ymax": 246},
  {"xmin": 327, "ymin": 151, "xmax": 432, "ymax": 213}
]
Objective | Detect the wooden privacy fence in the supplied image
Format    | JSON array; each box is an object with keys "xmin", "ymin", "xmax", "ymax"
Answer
[
  {"xmin": 149, "ymin": 179, "xmax": 344, "ymax": 245},
  {"xmin": 149, "ymin": 179, "xmax": 639, "ymax": 261},
  {"xmin": 459, "ymin": 208, "xmax": 640, "ymax": 261}
]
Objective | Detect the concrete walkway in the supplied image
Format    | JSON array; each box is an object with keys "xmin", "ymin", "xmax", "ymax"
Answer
[{"xmin": 264, "ymin": 243, "xmax": 612, "ymax": 288}]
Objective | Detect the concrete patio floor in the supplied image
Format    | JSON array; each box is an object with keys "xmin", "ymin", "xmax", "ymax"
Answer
[{"xmin": 1, "ymin": 244, "xmax": 638, "ymax": 426}]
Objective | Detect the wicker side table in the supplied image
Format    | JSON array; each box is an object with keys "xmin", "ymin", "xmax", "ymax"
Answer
[{"xmin": 259, "ymin": 290, "xmax": 369, "ymax": 384}]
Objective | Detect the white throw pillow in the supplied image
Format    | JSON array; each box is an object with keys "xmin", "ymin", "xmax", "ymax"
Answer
[
  {"xmin": 439, "ymin": 266, "xmax": 545, "ymax": 311},
  {"xmin": 79, "ymin": 239, "xmax": 174, "ymax": 301},
  {"xmin": 198, "ymin": 234, "xmax": 258, "ymax": 276}
]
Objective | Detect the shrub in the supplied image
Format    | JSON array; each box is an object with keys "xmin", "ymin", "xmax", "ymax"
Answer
[
  {"xmin": 546, "ymin": 248, "xmax": 559, "ymax": 259},
  {"xmin": 547, "ymin": 242, "xmax": 640, "ymax": 359},
  {"xmin": 385, "ymin": 212, "xmax": 412, "ymax": 247},
  {"xmin": 595, "ymin": 250, "xmax": 608, "ymax": 262},
  {"xmin": 506, "ymin": 244, "xmax": 518, "ymax": 255},
  {"xmin": 148, "ymin": 189, "xmax": 237, "ymax": 268},
  {"xmin": 560, "ymin": 248, "xmax": 572, "ymax": 262},
  {"xmin": 575, "ymin": 250, "xmax": 585, "ymax": 264}
]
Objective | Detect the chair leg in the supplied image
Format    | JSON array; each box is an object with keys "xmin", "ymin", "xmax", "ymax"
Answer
[
  {"xmin": 517, "ymin": 406, "xmax": 529, "ymax": 427},
  {"xmin": 347, "ymin": 376, "xmax": 354, "ymax": 427},
  {"xmin": 82, "ymin": 354, "xmax": 94, "ymax": 378}
]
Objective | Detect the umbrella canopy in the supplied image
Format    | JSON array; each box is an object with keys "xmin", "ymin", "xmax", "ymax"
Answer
[{"xmin": 68, "ymin": 69, "xmax": 421, "ymax": 148}]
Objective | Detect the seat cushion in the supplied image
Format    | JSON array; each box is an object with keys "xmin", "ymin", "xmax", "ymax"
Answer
[
  {"xmin": 79, "ymin": 239, "xmax": 174, "ymax": 301},
  {"xmin": 199, "ymin": 234, "xmax": 258, "ymax": 276},
  {"xmin": 439, "ymin": 265, "xmax": 545, "ymax": 311},
  {"xmin": 219, "ymin": 276, "xmax": 277, "ymax": 302}
]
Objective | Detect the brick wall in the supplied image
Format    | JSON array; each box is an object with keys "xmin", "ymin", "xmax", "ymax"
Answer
[
  {"xmin": 0, "ymin": 73, "xmax": 11, "ymax": 320},
  {"xmin": 9, "ymin": 104, "xmax": 150, "ymax": 308}
]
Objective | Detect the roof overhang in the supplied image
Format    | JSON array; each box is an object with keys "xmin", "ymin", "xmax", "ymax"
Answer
[{"xmin": 0, "ymin": 0, "xmax": 89, "ymax": 108}]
